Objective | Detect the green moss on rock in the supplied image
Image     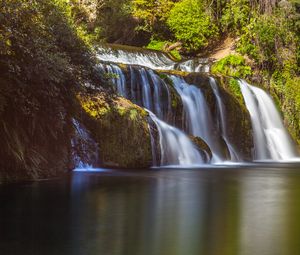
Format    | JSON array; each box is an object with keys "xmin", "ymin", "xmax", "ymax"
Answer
[
  {"xmin": 216, "ymin": 77, "xmax": 253, "ymax": 159},
  {"xmin": 77, "ymin": 92, "xmax": 152, "ymax": 168}
]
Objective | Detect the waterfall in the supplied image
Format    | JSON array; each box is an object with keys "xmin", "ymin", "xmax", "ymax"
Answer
[
  {"xmin": 97, "ymin": 45, "xmax": 211, "ymax": 73},
  {"xmin": 170, "ymin": 76, "xmax": 224, "ymax": 162},
  {"xmin": 102, "ymin": 63, "xmax": 172, "ymax": 122},
  {"xmin": 148, "ymin": 111, "xmax": 205, "ymax": 166},
  {"xmin": 98, "ymin": 63, "xmax": 127, "ymax": 97},
  {"xmin": 239, "ymin": 80, "xmax": 298, "ymax": 161},
  {"xmin": 97, "ymin": 45, "xmax": 175, "ymax": 70},
  {"xmin": 209, "ymin": 77, "xmax": 241, "ymax": 161},
  {"xmin": 96, "ymin": 43, "xmax": 299, "ymax": 165},
  {"xmin": 71, "ymin": 119, "xmax": 99, "ymax": 169},
  {"xmin": 175, "ymin": 58, "xmax": 211, "ymax": 73},
  {"xmin": 101, "ymin": 63, "xmax": 207, "ymax": 166}
]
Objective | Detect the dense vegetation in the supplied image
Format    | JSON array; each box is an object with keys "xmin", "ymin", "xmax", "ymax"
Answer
[{"xmin": 0, "ymin": 0, "xmax": 105, "ymax": 180}]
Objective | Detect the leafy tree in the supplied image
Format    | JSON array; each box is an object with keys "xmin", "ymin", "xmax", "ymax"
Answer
[
  {"xmin": 132, "ymin": 0, "xmax": 175, "ymax": 30},
  {"xmin": 221, "ymin": 0, "xmax": 252, "ymax": 32},
  {"xmin": 167, "ymin": 0, "xmax": 218, "ymax": 51}
]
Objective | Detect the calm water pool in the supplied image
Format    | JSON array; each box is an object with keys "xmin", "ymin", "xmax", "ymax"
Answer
[{"xmin": 1, "ymin": 165, "xmax": 300, "ymax": 255}]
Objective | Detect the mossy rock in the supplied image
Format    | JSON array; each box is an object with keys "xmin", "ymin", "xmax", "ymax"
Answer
[
  {"xmin": 158, "ymin": 73, "xmax": 184, "ymax": 128},
  {"xmin": 156, "ymin": 69, "xmax": 189, "ymax": 77},
  {"xmin": 215, "ymin": 76, "xmax": 253, "ymax": 159},
  {"xmin": 189, "ymin": 136, "xmax": 212, "ymax": 162},
  {"xmin": 77, "ymin": 92, "xmax": 152, "ymax": 168}
]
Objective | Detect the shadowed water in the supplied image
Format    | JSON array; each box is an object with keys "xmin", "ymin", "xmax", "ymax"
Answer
[{"xmin": 1, "ymin": 166, "xmax": 300, "ymax": 255}]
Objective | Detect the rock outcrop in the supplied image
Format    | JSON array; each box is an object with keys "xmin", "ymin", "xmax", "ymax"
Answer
[{"xmin": 77, "ymin": 92, "xmax": 152, "ymax": 168}]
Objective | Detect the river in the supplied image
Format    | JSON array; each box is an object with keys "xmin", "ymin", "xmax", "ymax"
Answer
[{"xmin": 1, "ymin": 165, "xmax": 300, "ymax": 255}]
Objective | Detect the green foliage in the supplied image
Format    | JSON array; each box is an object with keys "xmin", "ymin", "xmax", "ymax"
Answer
[
  {"xmin": 237, "ymin": 10, "xmax": 299, "ymax": 71},
  {"xmin": 221, "ymin": 0, "xmax": 251, "ymax": 32},
  {"xmin": 270, "ymin": 70, "xmax": 300, "ymax": 143},
  {"xmin": 167, "ymin": 0, "xmax": 218, "ymax": 51},
  {"xmin": 132, "ymin": 0, "xmax": 175, "ymax": 31},
  {"xmin": 146, "ymin": 39, "xmax": 166, "ymax": 51},
  {"xmin": 228, "ymin": 78, "xmax": 243, "ymax": 104},
  {"xmin": 211, "ymin": 55, "xmax": 252, "ymax": 78},
  {"xmin": 169, "ymin": 49, "xmax": 181, "ymax": 61},
  {"xmin": 146, "ymin": 39, "xmax": 181, "ymax": 60},
  {"xmin": 96, "ymin": 0, "xmax": 135, "ymax": 43},
  {"xmin": 0, "ymin": 0, "xmax": 105, "ymax": 175}
]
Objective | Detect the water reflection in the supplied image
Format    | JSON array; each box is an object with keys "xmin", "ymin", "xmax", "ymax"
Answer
[{"xmin": 1, "ymin": 168, "xmax": 300, "ymax": 255}]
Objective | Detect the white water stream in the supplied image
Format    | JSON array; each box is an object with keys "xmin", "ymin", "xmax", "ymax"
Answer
[{"xmin": 239, "ymin": 80, "xmax": 298, "ymax": 161}]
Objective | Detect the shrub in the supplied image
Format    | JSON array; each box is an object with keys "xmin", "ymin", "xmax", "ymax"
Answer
[
  {"xmin": 167, "ymin": 0, "xmax": 218, "ymax": 52},
  {"xmin": 211, "ymin": 55, "xmax": 252, "ymax": 78},
  {"xmin": 146, "ymin": 39, "xmax": 181, "ymax": 60}
]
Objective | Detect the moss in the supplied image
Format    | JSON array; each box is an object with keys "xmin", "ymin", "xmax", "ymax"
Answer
[
  {"xmin": 228, "ymin": 78, "xmax": 244, "ymax": 105},
  {"xmin": 159, "ymin": 73, "xmax": 184, "ymax": 127},
  {"xmin": 171, "ymin": 99, "xmax": 178, "ymax": 108},
  {"xmin": 117, "ymin": 106, "xmax": 127, "ymax": 116},
  {"xmin": 117, "ymin": 63, "xmax": 128, "ymax": 71},
  {"xmin": 169, "ymin": 50, "xmax": 182, "ymax": 61},
  {"xmin": 157, "ymin": 69, "xmax": 189, "ymax": 77},
  {"xmin": 129, "ymin": 109, "xmax": 138, "ymax": 120},
  {"xmin": 211, "ymin": 54, "xmax": 252, "ymax": 78},
  {"xmin": 146, "ymin": 39, "xmax": 182, "ymax": 61},
  {"xmin": 77, "ymin": 92, "xmax": 152, "ymax": 168}
]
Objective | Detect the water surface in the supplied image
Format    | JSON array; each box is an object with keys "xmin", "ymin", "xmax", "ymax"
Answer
[{"xmin": 1, "ymin": 165, "xmax": 300, "ymax": 255}]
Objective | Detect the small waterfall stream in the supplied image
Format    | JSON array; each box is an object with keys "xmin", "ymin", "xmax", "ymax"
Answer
[
  {"xmin": 105, "ymin": 64, "xmax": 127, "ymax": 97},
  {"xmin": 239, "ymin": 80, "xmax": 298, "ymax": 161},
  {"xmin": 72, "ymin": 119, "xmax": 99, "ymax": 169},
  {"xmin": 170, "ymin": 76, "xmax": 224, "ymax": 162},
  {"xmin": 209, "ymin": 78, "xmax": 241, "ymax": 161},
  {"xmin": 148, "ymin": 111, "xmax": 205, "ymax": 166},
  {"xmin": 101, "ymin": 63, "xmax": 172, "ymax": 122}
]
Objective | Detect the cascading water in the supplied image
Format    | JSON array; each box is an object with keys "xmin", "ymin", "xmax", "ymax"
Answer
[
  {"xmin": 71, "ymin": 119, "xmax": 99, "ymax": 169},
  {"xmin": 148, "ymin": 111, "xmax": 205, "ymax": 166},
  {"xmin": 97, "ymin": 44, "xmax": 175, "ymax": 70},
  {"xmin": 101, "ymin": 63, "xmax": 172, "ymax": 122},
  {"xmin": 209, "ymin": 77, "xmax": 241, "ymax": 161},
  {"xmin": 170, "ymin": 76, "xmax": 224, "ymax": 162},
  {"xmin": 96, "ymin": 44, "xmax": 299, "ymax": 166},
  {"xmin": 97, "ymin": 44, "xmax": 212, "ymax": 73},
  {"xmin": 239, "ymin": 79, "xmax": 299, "ymax": 161},
  {"xmin": 101, "ymin": 62, "xmax": 206, "ymax": 165},
  {"xmin": 98, "ymin": 63, "xmax": 127, "ymax": 97},
  {"xmin": 175, "ymin": 58, "xmax": 211, "ymax": 73}
]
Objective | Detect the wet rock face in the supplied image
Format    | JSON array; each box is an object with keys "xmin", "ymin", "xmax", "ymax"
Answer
[
  {"xmin": 71, "ymin": 119, "xmax": 99, "ymax": 168},
  {"xmin": 184, "ymin": 73, "xmax": 253, "ymax": 160},
  {"xmin": 189, "ymin": 136, "xmax": 212, "ymax": 162},
  {"xmin": 214, "ymin": 77, "xmax": 253, "ymax": 160},
  {"xmin": 77, "ymin": 92, "xmax": 152, "ymax": 168}
]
